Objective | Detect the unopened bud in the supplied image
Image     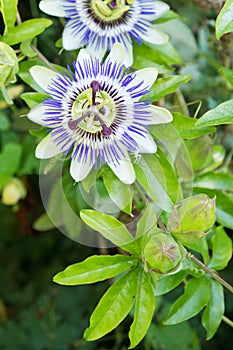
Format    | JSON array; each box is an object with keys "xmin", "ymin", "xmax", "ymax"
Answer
[
  {"xmin": 2, "ymin": 178, "xmax": 27, "ymax": 205},
  {"xmin": 167, "ymin": 194, "xmax": 216, "ymax": 244},
  {"xmin": 0, "ymin": 42, "xmax": 18, "ymax": 88},
  {"xmin": 143, "ymin": 231, "xmax": 184, "ymax": 274}
]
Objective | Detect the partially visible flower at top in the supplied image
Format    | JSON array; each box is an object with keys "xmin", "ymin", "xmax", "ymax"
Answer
[
  {"xmin": 39, "ymin": 0, "xmax": 169, "ymax": 66},
  {"xmin": 27, "ymin": 44, "xmax": 172, "ymax": 184}
]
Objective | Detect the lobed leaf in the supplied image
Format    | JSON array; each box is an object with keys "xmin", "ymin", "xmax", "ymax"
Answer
[
  {"xmin": 196, "ymin": 100, "xmax": 233, "ymax": 126},
  {"xmin": 53, "ymin": 255, "xmax": 138, "ymax": 285},
  {"xmin": 102, "ymin": 165, "xmax": 132, "ymax": 215},
  {"xmin": 80, "ymin": 210, "xmax": 137, "ymax": 254},
  {"xmin": 155, "ymin": 270, "xmax": 188, "ymax": 296},
  {"xmin": 84, "ymin": 267, "xmax": 138, "ymax": 341},
  {"xmin": 129, "ymin": 270, "xmax": 155, "ymax": 348},
  {"xmin": 0, "ymin": 0, "xmax": 18, "ymax": 33},
  {"xmin": 201, "ymin": 279, "xmax": 224, "ymax": 340},
  {"xmin": 164, "ymin": 277, "xmax": 211, "ymax": 325},
  {"xmin": 145, "ymin": 75, "xmax": 191, "ymax": 102},
  {"xmin": 216, "ymin": 0, "xmax": 233, "ymax": 39},
  {"xmin": 1, "ymin": 19, "xmax": 52, "ymax": 45},
  {"xmin": 208, "ymin": 226, "xmax": 232, "ymax": 271},
  {"xmin": 193, "ymin": 172, "xmax": 233, "ymax": 192},
  {"xmin": 135, "ymin": 154, "xmax": 174, "ymax": 213}
]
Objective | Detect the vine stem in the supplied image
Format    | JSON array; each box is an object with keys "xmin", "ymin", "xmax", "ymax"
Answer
[
  {"xmin": 187, "ymin": 252, "xmax": 233, "ymax": 294},
  {"xmin": 222, "ymin": 315, "xmax": 233, "ymax": 328}
]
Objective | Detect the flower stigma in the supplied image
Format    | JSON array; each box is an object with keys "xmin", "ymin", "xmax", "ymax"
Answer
[
  {"xmin": 91, "ymin": 0, "xmax": 134, "ymax": 22},
  {"xmin": 69, "ymin": 80, "xmax": 115, "ymax": 136}
]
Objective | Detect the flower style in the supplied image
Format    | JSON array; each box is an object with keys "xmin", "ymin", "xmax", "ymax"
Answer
[
  {"xmin": 28, "ymin": 44, "xmax": 172, "ymax": 184},
  {"xmin": 39, "ymin": 0, "xmax": 170, "ymax": 66}
]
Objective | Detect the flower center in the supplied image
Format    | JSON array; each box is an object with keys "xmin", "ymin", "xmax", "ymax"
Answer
[
  {"xmin": 69, "ymin": 81, "xmax": 115, "ymax": 135},
  {"xmin": 91, "ymin": 0, "xmax": 134, "ymax": 22}
]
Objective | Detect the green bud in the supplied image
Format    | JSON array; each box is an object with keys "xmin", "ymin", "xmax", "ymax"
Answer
[
  {"xmin": 143, "ymin": 230, "xmax": 184, "ymax": 274},
  {"xmin": 2, "ymin": 178, "xmax": 27, "ymax": 206},
  {"xmin": 167, "ymin": 194, "xmax": 216, "ymax": 244},
  {"xmin": 0, "ymin": 42, "xmax": 19, "ymax": 88}
]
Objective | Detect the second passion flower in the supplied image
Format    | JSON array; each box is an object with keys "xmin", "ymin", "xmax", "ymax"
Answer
[
  {"xmin": 28, "ymin": 44, "xmax": 172, "ymax": 184},
  {"xmin": 39, "ymin": 0, "xmax": 169, "ymax": 66}
]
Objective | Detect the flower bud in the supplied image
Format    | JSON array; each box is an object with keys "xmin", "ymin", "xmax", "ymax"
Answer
[
  {"xmin": 0, "ymin": 42, "xmax": 19, "ymax": 88},
  {"xmin": 143, "ymin": 230, "xmax": 184, "ymax": 274},
  {"xmin": 167, "ymin": 194, "xmax": 216, "ymax": 244},
  {"xmin": 2, "ymin": 178, "xmax": 27, "ymax": 206}
]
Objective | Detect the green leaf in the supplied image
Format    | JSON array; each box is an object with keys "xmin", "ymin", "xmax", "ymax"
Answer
[
  {"xmin": 129, "ymin": 270, "xmax": 155, "ymax": 349},
  {"xmin": 144, "ymin": 75, "xmax": 191, "ymax": 102},
  {"xmin": 208, "ymin": 226, "xmax": 232, "ymax": 270},
  {"xmin": 136, "ymin": 202, "xmax": 157, "ymax": 238},
  {"xmin": 164, "ymin": 277, "xmax": 211, "ymax": 325},
  {"xmin": 0, "ymin": 0, "xmax": 18, "ymax": 33},
  {"xmin": 81, "ymin": 167, "xmax": 98, "ymax": 193},
  {"xmin": 102, "ymin": 165, "xmax": 132, "ymax": 215},
  {"xmin": 152, "ymin": 41, "xmax": 183, "ymax": 66},
  {"xmin": 84, "ymin": 267, "xmax": 138, "ymax": 341},
  {"xmin": 155, "ymin": 270, "xmax": 188, "ymax": 296},
  {"xmin": 200, "ymin": 145, "xmax": 226, "ymax": 174},
  {"xmin": 202, "ymin": 280, "xmax": 224, "ymax": 340},
  {"xmin": 1, "ymin": 19, "xmax": 52, "ymax": 45},
  {"xmin": 20, "ymin": 40, "xmax": 37, "ymax": 58},
  {"xmin": 132, "ymin": 43, "xmax": 173, "ymax": 74},
  {"xmin": 21, "ymin": 92, "xmax": 50, "ymax": 108},
  {"xmin": 193, "ymin": 172, "xmax": 233, "ymax": 192},
  {"xmin": 184, "ymin": 237, "xmax": 210, "ymax": 265},
  {"xmin": 135, "ymin": 154, "xmax": 174, "ymax": 213},
  {"xmin": 19, "ymin": 60, "xmax": 46, "ymax": 92},
  {"xmin": 150, "ymin": 113, "xmax": 216, "ymax": 141},
  {"xmin": 53, "ymin": 255, "xmax": 138, "ymax": 285},
  {"xmin": 80, "ymin": 210, "xmax": 137, "ymax": 254},
  {"xmin": 196, "ymin": 100, "xmax": 233, "ymax": 126},
  {"xmin": 216, "ymin": 0, "xmax": 233, "ymax": 39},
  {"xmin": 215, "ymin": 192, "xmax": 233, "ymax": 230}
]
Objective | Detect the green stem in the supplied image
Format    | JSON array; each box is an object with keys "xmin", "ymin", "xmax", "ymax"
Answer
[
  {"xmin": 30, "ymin": 44, "xmax": 57, "ymax": 72},
  {"xmin": 1, "ymin": 86, "xmax": 13, "ymax": 105},
  {"xmin": 187, "ymin": 252, "xmax": 233, "ymax": 294},
  {"xmin": 222, "ymin": 315, "xmax": 233, "ymax": 328}
]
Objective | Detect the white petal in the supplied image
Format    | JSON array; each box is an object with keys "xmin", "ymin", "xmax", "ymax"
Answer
[
  {"xmin": 36, "ymin": 134, "xmax": 62, "ymax": 159},
  {"xmin": 70, "ymin": 158, "xmax": 93, "ymax": 182},
  {"xmin": 125, "ymin": 67, "xmax": 158, "ymax": 94},
  {"xmin": 30, "ymin": 66, "xmax": 58, "ymax": 91},
  {"xmin": 62, "ymin": 21, "xmax": 84, "ymax": 51},
  {"xmin": 28, "ymin": 103, "xmax": 47, "ymax": 126},
  {"xmin": 108, "ymin": 155, "xmax": 135, "ymax": 184},
  {"xmin": 122, "ymin": 39, "xmax": 133, "ymax": 67},
  {"xmin": 39, "ymin": 0, "xmax": 66, "ymax": 17},
  {"xmin": 76, "ymin": 48, "xmax": 92, "ymax": 65},
  {"xmin": 151, "ymin": 1, "xmax": 170, "ymax": 20},
  {"xmin": 86, "ymin": 42, "xmax": 106, "ymax": 61},
  {"xmin": 105, "ymin": 43, "xmax": 125, "ymax": 65},
  {"xmin": 149, "ymin": 105, "xmax": 173, "ymax": 124},
  {"xmin": 128, "ymin": 130, "xmax": 157, "ymax": 153},
  {"xmin": 141, "ymin": 27, "xmax": 169, "ymax": 45}
]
